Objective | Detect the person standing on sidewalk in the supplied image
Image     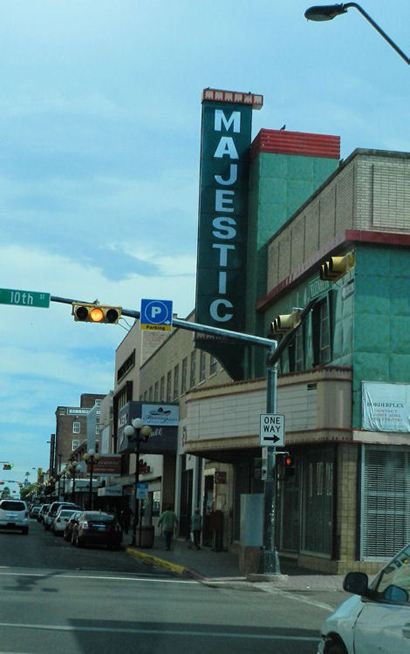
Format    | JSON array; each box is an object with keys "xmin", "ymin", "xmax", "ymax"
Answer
[
  {"xmin": 158, "ymin": 505, "xmax": 178, "ymax": 551},
  {"xmin": 190, "ymin": 508, "xmax": 202, "ymax": 550}
]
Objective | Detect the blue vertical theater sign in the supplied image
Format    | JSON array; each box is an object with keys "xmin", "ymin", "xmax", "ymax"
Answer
[{"xmin": 195, "ymin": 88, "xmax": 263, "ymax": 379}]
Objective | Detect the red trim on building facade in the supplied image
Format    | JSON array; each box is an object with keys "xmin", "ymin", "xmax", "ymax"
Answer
[
  {"xmin": 250, "ymin": 129, "xmax": 340, "ymax": 159},
  {"xmin": 256, "ymin": 229, "xmax": 410, "ymax": 312},
  {"xmin": 345, "ymin": 230, "xmax": 410, "ymax": 247}
]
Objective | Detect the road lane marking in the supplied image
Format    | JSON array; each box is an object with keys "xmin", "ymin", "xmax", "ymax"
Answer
[
  {"xmin": 0, "ymin": 572, "xmax": 197, "ymax": 584},
  {"xmin": 0, "ymin": 622, "xmax": 319, "ymax": 642},
  {"xmin": 263, "ymin": 587, "xmax": 335, "ymax": 612}
]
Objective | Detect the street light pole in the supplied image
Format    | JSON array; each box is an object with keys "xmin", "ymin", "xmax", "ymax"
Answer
[
  {"xmin": 305, "ymin": 3, "xmax": 410, "ymax": 65},
  {"xmin": 83, "ymin": 449, "xmax": 101, "ymax": 510},
  {"xmin": 123, "ymin": 418, "xmax": 152, "ymax": 547}
]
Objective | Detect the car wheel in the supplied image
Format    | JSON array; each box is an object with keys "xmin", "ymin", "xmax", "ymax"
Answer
[
  {"xmin": 22, "ymin": 528, "xmax": 29, "ymax": 535},
  {"xmin": 326, "ymin": 639, "xmax": 348, "ymax": 654}
]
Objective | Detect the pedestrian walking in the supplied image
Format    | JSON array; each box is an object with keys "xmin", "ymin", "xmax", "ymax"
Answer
[
  {"xmin": 190, "ymin": 508, "xmax": 202, "ymax": 550},
  {"xmin": 158, "ymin": 505, "xmax": 178, "ymax": 551},
  {"xmin": 120, "ymin": 505, "xmax": 132, "ymax": 534}
]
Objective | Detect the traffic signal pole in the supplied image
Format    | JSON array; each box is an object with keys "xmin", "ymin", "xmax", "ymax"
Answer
[{"xmin": 51, "ymin": 294, "xmax": 282, "ymax": 575}]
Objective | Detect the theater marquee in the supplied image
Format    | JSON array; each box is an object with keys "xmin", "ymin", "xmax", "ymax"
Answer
[{"xmin": 195, "ymin": 88, "xmax": 263, "ymax": 379}]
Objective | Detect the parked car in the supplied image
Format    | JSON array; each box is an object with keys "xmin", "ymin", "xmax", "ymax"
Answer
[
  {"xmin": 63, "ymin": 511, "xmax": 82, "ymax": 542},
  {"xmin": 317, "ymin": 542, "xmax": 410, "ymax": 654},
  {"xmin": 29, "ymin": 505, "xmax": 41, "ymax": 518},
  {"xmin": 44, "ymin": 502, "xmax": 80, "ymax": 530},
  {"xmin": 52, "ymin": 508, "xmax": 78, "ymax": 535},
  {"xmin": 0, "ymin": 499, "xmax": 29, "ymax": 534},
  {"xmin": 38, "ymin": 504, "xmax": 50, "ymax": 523},
  {"xmin": 71, "ymin": 511, "xmax": 122, "ymax": 549}
]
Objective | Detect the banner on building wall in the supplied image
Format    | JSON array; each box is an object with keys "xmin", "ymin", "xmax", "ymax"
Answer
[
  {"xmin": 195, "ymin": 88, "xmax": 263, "ymax": 380},
  {"xmin": 362, "ymin": 382, "xmax": 410, "ymax": 432},
  {"xmin": 117, "ymin": 401, "xmax": 178, "ymax": 453}
]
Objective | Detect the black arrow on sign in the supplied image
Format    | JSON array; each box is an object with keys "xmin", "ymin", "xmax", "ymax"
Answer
[{"xmin": 263, "ymin": 435, "xmax": 280, "ymax": 443}]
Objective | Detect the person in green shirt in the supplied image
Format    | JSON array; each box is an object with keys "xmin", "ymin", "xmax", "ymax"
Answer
[{"xmin": 158, "ymin": 505, "xmax": 178, "ymax": 551}]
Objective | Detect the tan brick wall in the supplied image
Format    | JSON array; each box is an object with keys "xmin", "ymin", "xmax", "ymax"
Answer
[
  {"xmin": 336, "ymin": 443, "xmax": 358, "ymax": 563},
  {"xmin": 266, "ymin": 151, "xmax": 410, "ymax": 293}
]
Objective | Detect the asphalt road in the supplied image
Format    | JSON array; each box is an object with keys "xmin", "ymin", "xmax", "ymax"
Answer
[{"xmin": 0, "ymin": 519, "xmax": 343, "ymax": 654}]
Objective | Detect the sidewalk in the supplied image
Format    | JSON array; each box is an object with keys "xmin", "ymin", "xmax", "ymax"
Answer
[{"xmin": 126, "ymin": 537, "xmax": 345, "ymax": 592}]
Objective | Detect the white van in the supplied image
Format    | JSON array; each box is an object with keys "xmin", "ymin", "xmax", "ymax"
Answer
[{"xmin": 0, "ymin": 499, "xmax": 29, "ymax": 534}]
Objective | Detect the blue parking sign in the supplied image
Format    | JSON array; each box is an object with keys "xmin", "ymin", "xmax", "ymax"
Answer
[{"xmin": 140, "ymin": 299, "xmax": 173, "ymax": 331}]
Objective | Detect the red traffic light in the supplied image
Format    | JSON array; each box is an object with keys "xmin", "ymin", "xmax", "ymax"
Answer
[{"xmin": 283, "ymin": 454, "xmax": 295, "ymax": 479}]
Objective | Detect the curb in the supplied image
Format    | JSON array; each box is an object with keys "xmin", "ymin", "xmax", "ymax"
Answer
[{"xmin": 126, "ymin": 547, "xmax": 188, "ymax": 576}]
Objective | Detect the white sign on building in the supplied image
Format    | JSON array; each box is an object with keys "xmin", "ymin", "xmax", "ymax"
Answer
[{"xmin": 362, "ymin": 382, "xmax": 410, "ymax": 433}]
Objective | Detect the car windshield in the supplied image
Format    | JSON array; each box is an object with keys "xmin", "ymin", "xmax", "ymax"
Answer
[
  {"xmin": 83, "ymin": 513, "xmax": 114, "ymax": 523},
  {"xmin": 372, "ymin": 544, "xmax": 410, "ymax": 600},
  {"xmin": 0, "ymin": 501, "xmax": 25, "ymax": 511}
]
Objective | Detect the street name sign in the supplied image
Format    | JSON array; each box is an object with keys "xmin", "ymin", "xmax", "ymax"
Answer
[
  {"xmin": 259, "ymin": 413, "xmax": 285, "ymax": 447},
  {"xmin": 0, "ymin": 288, "xmax": 50, "ymax": 308},
  {"xmin": 140, "ymin": 298, "xmax": 173, "ymax": 331}
]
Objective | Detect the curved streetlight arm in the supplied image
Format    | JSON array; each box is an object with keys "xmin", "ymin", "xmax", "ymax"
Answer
[
  {"xmin": 305, "ymin": 3, "xmax": 409, "ymax": 65},
  {"xmin": 346, "ymin": 3, "xmax": 409, "ymax": 65}
]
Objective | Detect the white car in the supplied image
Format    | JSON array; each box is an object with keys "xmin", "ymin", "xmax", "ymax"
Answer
[
  {"xmin": 52, "ymin": 508, "xmax": 78, "ymax": 535},
  {"xmin": 0, "ymin": 499, "xmax": 29, "ymax": 534},
  {"xmin": 318, "ymin": 543, "xmax": 410, "ymax": 654}
]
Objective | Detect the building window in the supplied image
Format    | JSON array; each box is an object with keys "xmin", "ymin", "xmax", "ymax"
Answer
[
  {"xmin": 199, "ymin": 350, "xmax": 206, "ymax": 382},
  {"xmin": 160, "ymin": 376, "xmax": 165, "ymax": 401},
  {"xmin": 117, "ymin": 350, "xmax": 136, "ymax": 382},
  {"xmin": 181, "ymin": 357, "xmax": 188, "ymax": 394},
  {"xmin": 166, "ymin": 371, "xmax": 172, "ymax": 402},
  {"xmin": 190, "ymin": 351, "xmax": 196, "ymax": 388},
  {"xmin": 289, "ymin": 327, "xmax": 305, "ymax": 373},
  {"xmin": 154, "ymin": 381, "xmax": 159, "ymax": 402},
  {"xmin": 72, "ymin": 439, "xmax": 80, "ymax": 451},
  {"xmin": 72, "ymin": 422, "xmax": 80, "ymax": 434},
  {"xmin": 173, "ymin": 365, "xmax": 179, "ymax": 400},
  {"xmin": 149, "ymin": 386, "xmax": 153, "ymax": 401},
  {"xmin": 210, "ymin": 355, "xmax": 218, "ymax": 375},
  {"xmin": 312, "ymin": 299, "xmax": 331, "ymax": 366}
]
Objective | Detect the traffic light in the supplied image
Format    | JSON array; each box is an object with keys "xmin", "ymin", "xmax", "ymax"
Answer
[
  {"xmin": 72, "ymin": 303, "xmax": 122, "ymax": 324},
  {"xmin": 2, "ymin": 464, "xmax": 11, "ymax": 470},
  {"xmin": 283, "ymin": 454, "xmax": 295, "ymax": 479},
  {"xmin": 270, "ymin": 310, "xmax": 302, "ymax": 337},
  {"xmin": 320, "ymin": 251, "xmax": 355, "ymax": 282}
]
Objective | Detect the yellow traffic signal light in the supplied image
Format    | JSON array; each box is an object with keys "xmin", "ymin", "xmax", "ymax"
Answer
[
  {"xmin": 72, "ymin": 303, "xmax": 122, "ymax": 324},
  {"xmin": 270, "ymin": 310, "xmax": 302, "ymax": 337},
  {"xmin": 320, "ymin": 251, "xmax": 355, "ymax": 282}
]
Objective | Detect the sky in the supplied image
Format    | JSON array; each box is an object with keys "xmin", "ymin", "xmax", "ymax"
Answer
[{"xmin": 0, "ymin": 0, "xmax": 408, "ymax": 483}]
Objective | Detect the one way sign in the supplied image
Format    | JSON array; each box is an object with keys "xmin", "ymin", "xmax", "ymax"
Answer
[{"xmin": 259, "ymin": 414, "xmax": 285, "ymax": 447}]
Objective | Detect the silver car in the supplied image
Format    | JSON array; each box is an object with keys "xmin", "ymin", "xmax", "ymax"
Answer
[{"xmin": 0, "ymin": 499, "xmax": 29, "ymax": 534}]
